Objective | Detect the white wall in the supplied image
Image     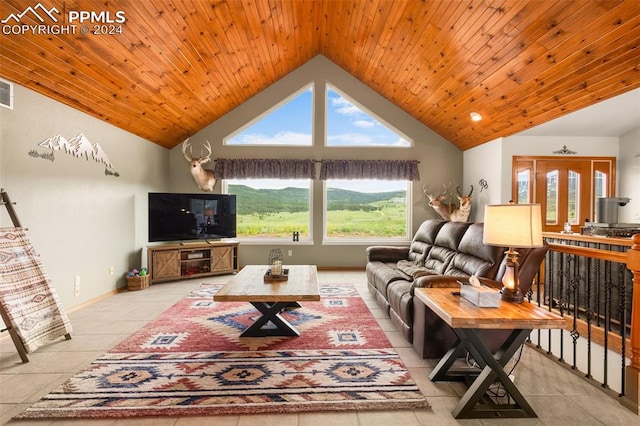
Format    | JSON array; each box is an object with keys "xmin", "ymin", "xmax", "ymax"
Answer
[
  {"xmin": 0, "ymin": 84, "xmax": 169, "ymax": 310},
  {"xmin": 167, "ymin": 55, "xmax": 463, "ymax": 267},
  {"xmin": 618, "ymin": 128, "xmax": 640, "ymax": 223},
  {"xmin": 463, "ymin": 137, "xmax": 504, "ymax": 222}
]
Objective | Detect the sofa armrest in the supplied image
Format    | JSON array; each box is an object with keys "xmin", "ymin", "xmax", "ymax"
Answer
[
  {"xmin": 411, "ymin": 275, "xmax": 501, "ymax": 295},
  {"xmin": 412, "ymin": 275, "xmax": 461, "ymax": 291},
  {"xmin": 366, "ymin": 246, "xmax": 410, "ymax": 263}
]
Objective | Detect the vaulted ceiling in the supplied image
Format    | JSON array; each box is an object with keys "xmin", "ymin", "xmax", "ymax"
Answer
[{"xmin": 1, "ymin": 0, "xmax": 639, "ymax": 150}]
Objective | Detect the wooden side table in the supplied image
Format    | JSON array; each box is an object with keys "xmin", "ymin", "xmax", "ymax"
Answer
[{"xmin": 414, "ymin": 287, "xmax": 567, "ymax": 419}]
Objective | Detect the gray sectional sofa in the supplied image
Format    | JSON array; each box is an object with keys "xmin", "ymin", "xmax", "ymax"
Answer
[{"xmin": 366, "ymin": 219, "xmax": 548, "ymax": 358}]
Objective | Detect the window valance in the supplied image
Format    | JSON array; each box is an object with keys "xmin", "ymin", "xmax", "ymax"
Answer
[
  {"xmin": 213, "ymin": 159, "xmax": 419, "ymax": 181},
  {"xmin": 319, "ymin": 160, "xmax": 420, "ymax": 181},
  {"xmin": 213, "ymin": 159, "xmax": 316, "ymax": 179}
]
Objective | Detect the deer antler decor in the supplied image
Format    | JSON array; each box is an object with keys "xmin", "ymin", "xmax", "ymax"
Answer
[
  {"xmin": 450, "ymin": 185, "xmax": 473, "ymax": 222},
  {"xmin": 182, "ymin": 139, "xmax": 216, "ymax": 191},
  {"xmin": 423, "ymin": 183, "xmax": 473, "ymax": 222},
  {"xmin": 423, "ymin": 183, "xmax": 455, "ymax": 220}
]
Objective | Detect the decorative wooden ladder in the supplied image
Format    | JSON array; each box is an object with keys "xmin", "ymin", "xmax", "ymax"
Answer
[{"xmin": 0, "ymin": 189, "xmax": 72, "ymax": 362}]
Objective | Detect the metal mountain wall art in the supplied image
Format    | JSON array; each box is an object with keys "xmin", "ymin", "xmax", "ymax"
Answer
[{"xmin": 28, "ymin": 133, "xmax": 120, "ymax": 177}]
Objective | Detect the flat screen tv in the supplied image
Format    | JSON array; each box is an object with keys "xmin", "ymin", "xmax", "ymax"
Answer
[{"xmin": 148, "ymin": 192, "xmax": 236, "ymax": 242}]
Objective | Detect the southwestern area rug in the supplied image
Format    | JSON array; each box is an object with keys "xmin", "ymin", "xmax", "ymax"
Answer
[{"xmin": 16, "ymin": 283, "xmax": 429, "ymax": 419}]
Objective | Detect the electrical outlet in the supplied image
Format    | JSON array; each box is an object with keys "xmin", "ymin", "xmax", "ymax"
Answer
[
  {"xmin": 109, "ymin": 266, "xmax": 115, "ymax": 276},
  {"xmin": 74, "ymin": 276, "xmax": 80, "ymax": 297},
  {"xmin": 288, "ymin": 250, "xmax": 293, "ymax": 256}
]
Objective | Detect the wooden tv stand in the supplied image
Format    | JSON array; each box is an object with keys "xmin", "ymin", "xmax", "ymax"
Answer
[{"xmin": 147, "ymin": 240, "xmax": 239, "ymax": 284}]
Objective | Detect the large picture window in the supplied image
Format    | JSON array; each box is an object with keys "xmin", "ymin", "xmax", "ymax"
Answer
[
  {"xmin": 324, "ymin": 180, "xmax": 410, "ymax": 241},
  {"xmin": 225, "ymin": 179, "xmax": 311, "ymax": 240},
  {"xmin": 326, "ymin": 85, "xmax": 411, "ymax": 147},
  {"xmin": 225, "ymin": 85, "xmax": 313, "ymax": 146}
]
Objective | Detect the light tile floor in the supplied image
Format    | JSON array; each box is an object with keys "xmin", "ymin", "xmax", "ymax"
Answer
[{"xmin": 1, "ymin": 270, "xmax": 637, "ymax": 425}]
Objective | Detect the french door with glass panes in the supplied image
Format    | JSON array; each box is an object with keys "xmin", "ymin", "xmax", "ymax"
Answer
[{"xmin": 512, "ymin": 157, "xmax": 616, "ymax": 233}]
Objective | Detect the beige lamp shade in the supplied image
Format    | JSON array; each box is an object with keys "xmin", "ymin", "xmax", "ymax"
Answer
[{"xmin": 483, "ymin": 204, "xmax": 543, "ymax": 248}]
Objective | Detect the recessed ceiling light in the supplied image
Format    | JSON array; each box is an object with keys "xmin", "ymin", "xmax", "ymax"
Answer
[{"xmin": 470, "ymin": 112, "xmax": 483, "ymax": 122}]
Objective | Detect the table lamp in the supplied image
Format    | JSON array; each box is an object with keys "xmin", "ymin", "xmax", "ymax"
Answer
[
  {"xmin": 203, "ymin": 208, "xmax": 214, "ymax": 225},
  {"xmin": 483, "ymin": 203, "xmax": 543, "ymax": 303}
]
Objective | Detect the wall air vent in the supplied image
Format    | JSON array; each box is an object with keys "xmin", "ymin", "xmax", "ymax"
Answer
[{"xmin": 0, "ymin": 79, "xmax": 14, "ymax": 109}]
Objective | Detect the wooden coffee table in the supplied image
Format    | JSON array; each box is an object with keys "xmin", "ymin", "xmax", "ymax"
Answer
[{"xmin": 213, "ymin": 265, "xmax": 320, "ymax": 337}]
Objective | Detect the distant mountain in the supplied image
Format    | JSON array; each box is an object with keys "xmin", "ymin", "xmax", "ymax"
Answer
[
  {"xmin": 327, "ymin": 188, "xmax": 405, "ymax": 211},
  {"xmin": 228, "ymin": 185, "xmax": 309, "ymax": 214},
  {"xmin": 227, "ymin": 184, "xmax": 404, "ymax": 214},
  {"xmin": 327, "ymin": 188, "xmax": 405, "ymax": 203}
]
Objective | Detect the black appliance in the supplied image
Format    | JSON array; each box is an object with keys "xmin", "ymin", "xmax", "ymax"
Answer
[{"xmin": 148, "ymin": 193, "xmax": 236, "ymax": 242}]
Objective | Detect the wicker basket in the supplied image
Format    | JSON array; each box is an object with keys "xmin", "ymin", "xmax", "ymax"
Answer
[{"xmin": 126, "ymin": 275, "xmax": 150, "ymax": 291}]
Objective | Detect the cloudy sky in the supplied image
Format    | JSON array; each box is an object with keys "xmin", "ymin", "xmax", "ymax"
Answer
[{"xmin": 226, "ymin": 86, "xmax": 410, "ymax": 147}]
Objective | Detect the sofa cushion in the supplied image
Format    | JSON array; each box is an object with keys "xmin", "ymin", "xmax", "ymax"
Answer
[
  {"xmin": 396, "ymin": 260, "xmax": 434, "ymax": 279},
  {"xmin": 387, "ymin": 280, "xmax": 414, "ymax": 340},
  {"xmin": 433, "ymin": 221, "xmax": 472, "ymax": 250},
  {"xmin": 457, "ymin": 223, "xmax": 500, "ymax": 261},
  {"xmin": 423, "ymin": 246, "xmax": 457, "ymax": 274},
  {"xmin": 444, "ymin": 223, "xmax": 505, "ymax": 277},
  {"xmin": 407, "ymin": 220, "xmax": 447, "ymax": 262},
  {"xmin": 444, "ymin": 253, "xmax": 494, "ymax": 277},
  {"xmin": 422, "ymin": 222, "xmax": 471, "ymax": 272},
  {"xmin": 366, "ymin": 261, "xmax": 411, "ymax": 297}
]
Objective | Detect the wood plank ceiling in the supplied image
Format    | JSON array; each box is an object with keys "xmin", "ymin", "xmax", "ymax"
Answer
[{"xmin": 1, "ymin": 0, "xmax": 639, "ymax": 150}]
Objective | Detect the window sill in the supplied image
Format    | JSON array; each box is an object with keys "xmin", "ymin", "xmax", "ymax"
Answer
[
  {"xmin": 235, "ymin": 238, "xmax": 314, "ymax": 246},
  {"xmin": 322, "ymin": 238, "xmax": 412, "ymax": 246}
]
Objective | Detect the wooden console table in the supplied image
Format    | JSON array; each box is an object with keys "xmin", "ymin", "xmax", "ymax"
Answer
[
  {"xmin": 414, "ymin": 287, "xmax": 566, "ymax": 419},
  {"xmin": 147, "ymin": 240, "xmax": 239, "ymax": 284}
]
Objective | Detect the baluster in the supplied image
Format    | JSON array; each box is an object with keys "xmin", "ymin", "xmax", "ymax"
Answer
[
  {"xmin": 558, "ymin": 253, "xmax": 569, "ymax": 363},
  {"xmin": 586, "ymin": 257, "xmax": 593, "ymax": 380},
  {"xmin": 546, "ymin": 249, "xmax": 555, "ymax": 353},
  {"xmin": 596, "ymin": 259, "xmax": 602, "ymax": 328},
  {"xmin": 569, "ymin": 253, "xmax": 580, "ymax": 370},
  {"xmin": 619, "ymin": 263, "xmax": 627, "ymax": 397},
  {"xmin": 603, "ymin": 260, "xmax": 611, "ymax": 389}
]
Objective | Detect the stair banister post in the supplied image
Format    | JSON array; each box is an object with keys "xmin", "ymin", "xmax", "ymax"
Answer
[{"xmin": 626, "ymin": 233, "xmax": 640, "ymax": 413}]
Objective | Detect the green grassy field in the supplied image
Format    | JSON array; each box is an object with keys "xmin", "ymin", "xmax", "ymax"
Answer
[
  {"xmin": 237, "ymin": 202, "xmax": 406, "ymax": 238},
  {"xmin": 236, "ymin": 211, "xmax": 310, "ymax": 238},
  {"xmin": 230, "ymin": 183, "xmax": 407, "ymax": 238},
  {"xmin": 325, "ymin": 203, "xmax": 406, "ymax": 237}
]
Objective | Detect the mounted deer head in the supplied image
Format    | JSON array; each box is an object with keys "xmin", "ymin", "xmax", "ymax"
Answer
[
  {"xmin": 182, "ymin": 139, "xmax": 216, "ymax": 192},
  {"xmin": 450, "ymin": 185, "xmax": 474, "ymax": 222},
  {"xmin": 423, "ymin": 183, "xmax": 455, "ymax": 220}
]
